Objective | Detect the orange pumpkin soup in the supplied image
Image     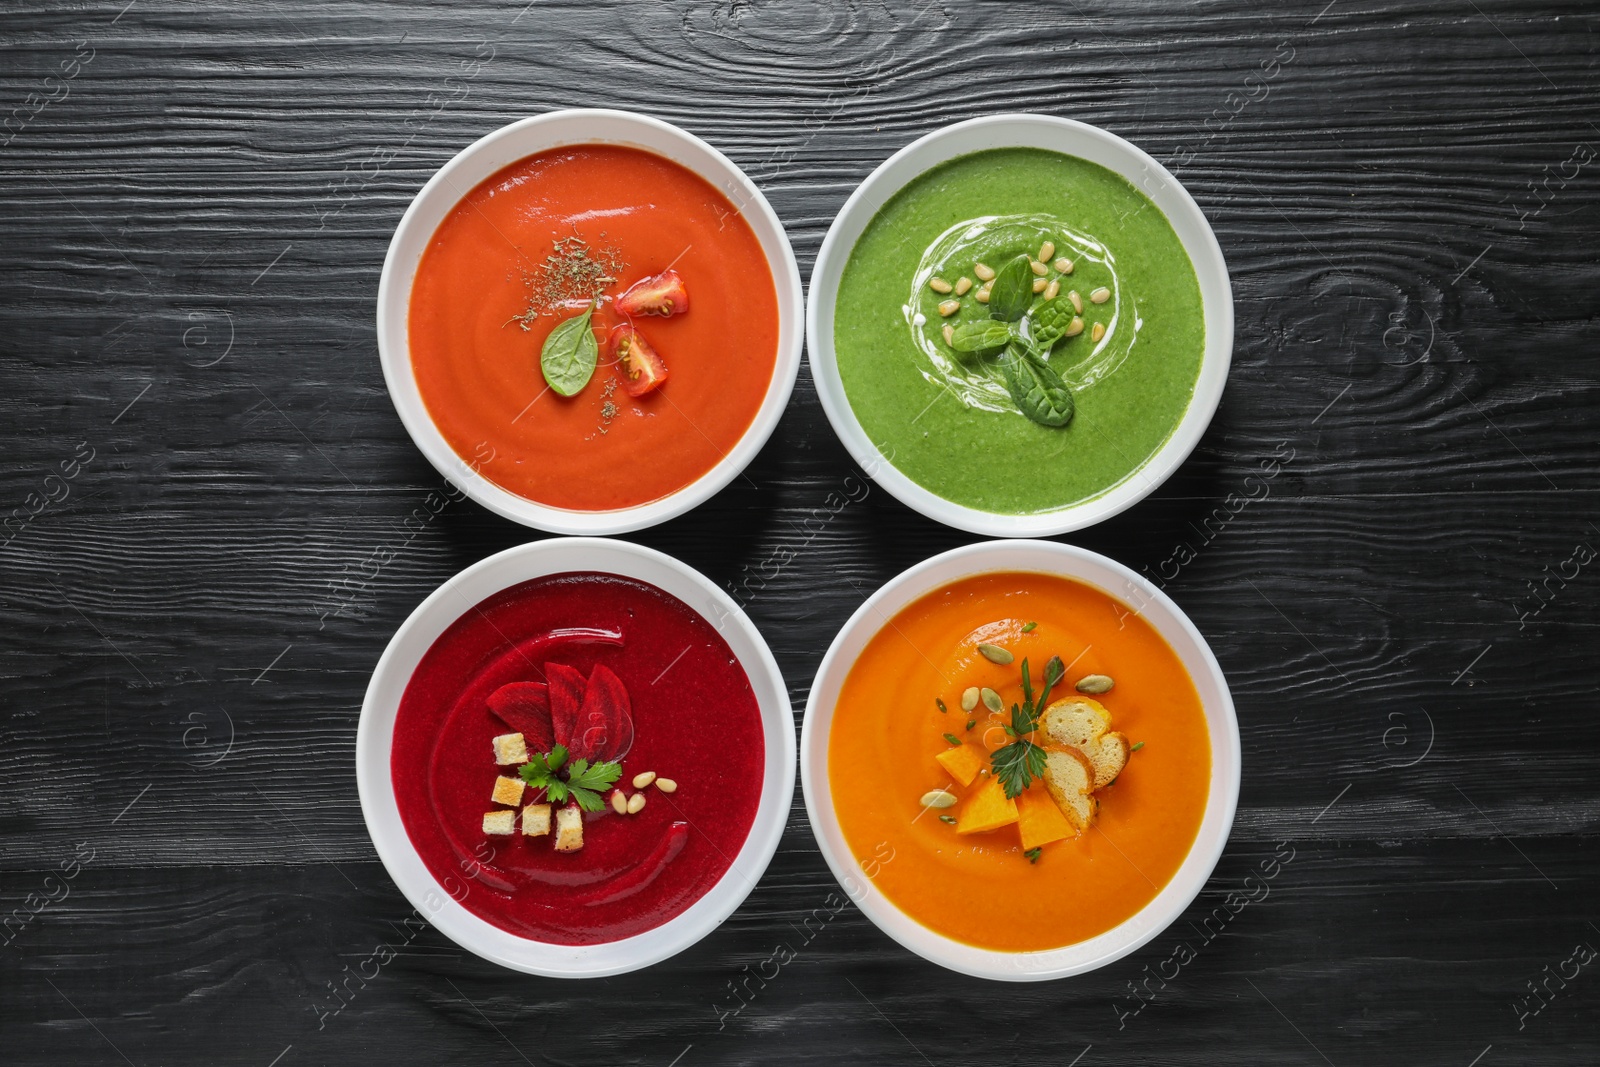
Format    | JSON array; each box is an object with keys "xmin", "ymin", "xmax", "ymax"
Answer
[
  {"xmin": 408, "ymin": 144, "xmax": 778, "ymax": 511},
  {"xmin": 828, "ymin": 572, "xmax": 1211, "ymax": 952}
]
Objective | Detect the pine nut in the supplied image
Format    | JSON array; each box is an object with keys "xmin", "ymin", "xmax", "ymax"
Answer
[
  {"xmin": 1068, "ymin": 290, "xmax": 1083, "ymax": 313},
  {"xmin": 954, "ymin": 276, "xmax": 972, "ymax": 296},
  {"xmin": 610, "ymin": 789, "xmax": 628, "ymax": 814},
  {"xmin": 1065, "ymin": 317, "xmax": 1085, "ymax": 337},
  {"xmin": 973, "ymin": 262, "xmax": 995, "ymax": 281},
  {"xmin": 627, "ymin": 792, "xmax": 647, "ymax": 814},
  {"xmin": 942, "ymin": 323, "xmax": 954, "ymax": 346},
  {"xmin": 1054, "ymin": 257, "xmax": 1074, "ymax": 274},
  {"xmin": 1030, "ymin": 259, "xmax": 1048, "ymax": 276},
  {"xmin": 929, "ymin": 277, "xmax": 953, "ymax": 294},
  {"xmin": 937, "ymin": 300, "xmax": 961, "ymax": 317},
  {"xmin": 1032, "ymin": 277, "xmax": 1047, "ymax": 293},
  {"xmin": 1044, "ymin": 279, "xmax": 1060, "ymax": 300},
  {"xmin": 974, "ymin": 287, "xmax": 990, "ymax": 304},
  {"xmin": 1091, "ymin": 322, "xmax": 1106, "ymax": 342},
  {"xmin": 1039, "ymin": 240, "xmax": 1055, "ymax": 262},
  {"xmin": 632, "ymin": 771, "xmax": 656, "ymax": 789},
  {"xmin": 1090, "ymin": 287, "xmax": 1111, "ymax": 304},
  {"xmin": 655, "ymin": 778, "xmax": 678, "ymax": 793}
]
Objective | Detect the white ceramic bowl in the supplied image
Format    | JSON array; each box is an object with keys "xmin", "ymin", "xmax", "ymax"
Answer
[
  {"xmin": 807, "ymin": 114, "xmax": 1233, "ymax": 537},
  {"xmin": 356, "ymin": 538, "xmax": 796, "ymax": 977},
  {"xmin": 801, "ymin": 539, "xmax": 1240, "ymax": 981},
  {"xmin": 377, "ymin": 109, "xmax": 804, "ymax": 535}
]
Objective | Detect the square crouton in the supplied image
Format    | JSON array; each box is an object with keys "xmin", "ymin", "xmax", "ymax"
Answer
[
  {"xmin": 482, "ymin": 810, "xmax": 515, "ymax": 836},
  {"xmin": 491, "ymin": 732, "xmax": 528, "ymax": 766},
  {"xmin": 522, "ymin": 803, "xmax": 551, "ymax": 837},
  {"xmin": 553, "ymin": 805, "xmax": 584, "ymax": 852},
  {"xmin": 491, "ymin": 776, "xmax": 525, "ymax": 807}
]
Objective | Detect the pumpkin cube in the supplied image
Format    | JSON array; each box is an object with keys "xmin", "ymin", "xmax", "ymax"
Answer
[
  {"xmin": 955, "ymin": 774, "xmax": 1019, "ymax": 835},
  {"xmin": 934, "ymin": 744, "xmax": 985, "ymax": 788},
  {"xmin": 1017, "ymin": 787, "xmax": 1076, "ymax": 850}
]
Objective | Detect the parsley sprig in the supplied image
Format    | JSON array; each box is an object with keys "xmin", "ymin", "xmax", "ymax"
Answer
[
  {"xmin": 989, "ymin": 654, "xmax": 1065, "ymax": 799},
  {"xmin": 519, "ymin": 744, "xmax": 623, "ymax": 813}
]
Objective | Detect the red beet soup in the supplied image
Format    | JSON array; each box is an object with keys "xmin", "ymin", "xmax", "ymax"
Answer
[{"xmin": 391, "ymin": 572, "xmax": 765, "ymax": 945}]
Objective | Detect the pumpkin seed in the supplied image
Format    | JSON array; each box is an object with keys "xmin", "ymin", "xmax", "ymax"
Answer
[
  {"xmin": 977, "ymin": 643, "xmax": 1013, "ymax": 665},
  {"xmin": 1075, "ymin": 673, "xmax": 1114, "ymax": 694},
  {"xmin": 919, "ymin": 789, "xmax": 958, "ymax": 809},
  {"xmin": 960, "ymin": 686, "xmax": 980, "ymax": 712},
  {"xmin": 981, "ymin": 687, "xmax": 1003, "ymax": 713},
  {"xmin": 939, "ymin": 814, "xmax": 957, "ymax": 824}
]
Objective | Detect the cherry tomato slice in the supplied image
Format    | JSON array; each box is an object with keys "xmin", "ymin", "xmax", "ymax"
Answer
[
  {"xmin": 614, "ymin": 269, "xmax": 689, "ymax": 317},
  {"xmin": 608, "ymin": 324, "xmax": 669, "ymax": 398}
]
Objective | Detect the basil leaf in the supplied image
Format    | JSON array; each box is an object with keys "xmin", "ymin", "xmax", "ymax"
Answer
[
  {"xmin": 1000, "ymin": 344, "xmax": 1075, "ymax": 428},
  {"xmin": 1029, "ymin": 295, "xmax": 1079, "ymax": 349},
  {"xmin": 949, "ymin": 320, "xmax": 1013, "ymax": 352},
  {"xmin": 988, "ymin": 254, "xmax": 1035, "ymax": 323},
  {"xmin": 540, "ymin": 304, "xmax": 599, "ymax": 396}
]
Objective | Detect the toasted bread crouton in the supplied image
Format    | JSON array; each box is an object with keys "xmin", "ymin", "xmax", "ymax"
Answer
[
  {"xmin": 553, "ymin": 804, "xmax": 584, "ymax": 852},
  {"xmin": 482, "ymin": 810, "xmax": 516, "ymax": 836},
  {"xmin": 522, "ymin": 803, "xmax": 551, "ymax": 837},
  {"xmin": 492, "ymin": 732, "xmax": 528, "ymax": 766},
  {"xmin": 1042, "ymin": 698, "xmax": 1128, "ymax": 789},
  {"xmin": 491, "ymin": 775, "xmax": 525, "ymax": 807},
  {"xmin": 1041, "ymin": 745, "xmax": 1096, "ymax": 830}
]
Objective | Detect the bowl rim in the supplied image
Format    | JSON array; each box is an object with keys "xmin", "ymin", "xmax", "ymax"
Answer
[
  {"xmin": 799, "ymin": 538, "xmax": 1241, "ymax": 981},
  {"xmin": 805, "ymin": 112, "xmax": 1234, "ymax": 537},
  {"xmin": 355, "ymin": 536, "xmax": 797, "ymax": 977},
  {"xmin": 376, "ymin": 107, "xmax": 804, "ymax": 535}
]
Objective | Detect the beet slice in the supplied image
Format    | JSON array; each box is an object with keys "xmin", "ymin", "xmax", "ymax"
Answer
[
  {"xmin": 484, "ymin": 681, "xmax": 555, "ymax": 754},
  {"xmin": 569, "ymin": 663, "xmax": 634, "ymax": 762},
  {"xmin": 545, "ymin": 662, "xmax": 587, "ymax": 750}
]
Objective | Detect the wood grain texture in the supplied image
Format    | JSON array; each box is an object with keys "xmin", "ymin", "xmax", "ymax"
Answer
[{"xmin": 2, "ymin": 0, "xmax": 1598, "ymax": 1064}]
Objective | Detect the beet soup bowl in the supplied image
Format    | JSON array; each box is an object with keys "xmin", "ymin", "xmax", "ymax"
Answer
[{"xmin": 356, "ymin": 538, "xmax": 795, "ymax": 977}]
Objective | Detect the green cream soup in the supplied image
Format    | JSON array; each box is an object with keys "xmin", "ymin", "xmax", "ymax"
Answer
[{"xmin": 834, "ymin": 147, "xmax": 1205, "ymax": 515}]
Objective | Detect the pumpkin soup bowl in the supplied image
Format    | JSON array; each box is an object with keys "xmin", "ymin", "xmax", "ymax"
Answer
[
  {"xmin": 800, "ymin": 539, "xmax": 1240, "ymax": 981},
  {"xmin": 357, "ymin": 537, "xmax": 796, "ymax": 977},
  {"xmin": 377, "ymin": 109, "xmax": 804, "ymax": 535},
  {"xmin": 807, "ymin": 113, "xmax": 1233, "ymax": 537}
]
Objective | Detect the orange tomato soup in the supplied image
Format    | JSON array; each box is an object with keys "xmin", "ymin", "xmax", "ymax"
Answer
[
  {"xmin": 829, "ymin": 572, "xmax": 1211, "ymax": 952},
  {"xmin": 408, "ymin": 145, "xmax": 779, "ymax": 511}
]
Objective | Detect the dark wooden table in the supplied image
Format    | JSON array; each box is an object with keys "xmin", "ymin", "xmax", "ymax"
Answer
[{"xmin": 3, "ymin": 1, "xmax": 1596, "ymax": 1063}]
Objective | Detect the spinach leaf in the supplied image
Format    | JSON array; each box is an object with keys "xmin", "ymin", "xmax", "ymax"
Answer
[
  {"xmin": 948, "ymin": 320, "xmax": 1014, "ymax": 352},
  {"xmin": 987, "ymin": 254, "xmax": 1035, "ymax": 323},
  {"xmin": 1000, "ymin": 344, "xmax": 1075, "ymax": 428},
  {"xmin": 1028, "ymin": 295, "xmax": 1081, "ymax": 349},
  {"xmin": 540, "ymin": 303, "xmax": 599, "ymax": 396}
]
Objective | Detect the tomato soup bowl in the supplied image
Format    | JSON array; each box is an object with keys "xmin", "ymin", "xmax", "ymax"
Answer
[
  {"xmin": 377, "ymin": 109, "xmax": 804, "ymax": 535},
  {"xmin": 807, "ymin": 114, "xmax": 1233, "ymax": 537},
  {"xmin": 800, "ymin": 540, "xmax": 1240, "ymax": 981},
  {"xmin": 357, "ymin": 538, "xmax": 796, "ymax": 977}
]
